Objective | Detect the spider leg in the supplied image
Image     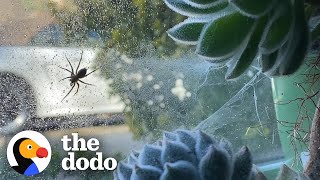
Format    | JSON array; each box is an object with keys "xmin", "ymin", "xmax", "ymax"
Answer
[
  {"xmin": 65, "ymin": 55, "xmax": 74, "ymax": 74},
  {"xmin": 79, "ymin": 80, "xmax": 95, "ymax": 86},
  {"xmin": 59, "ymin": 76, "xmax": 72, "ymax": 82},
  {"xmin": 74, "ymin": 82, "xmax": 80, "ymax": 95},
  {"xmin": 58, "ymin": 66, "xmax": 73, "ymax": 74},
  {"xmin": 85, "ymin": 66, "xmax": 102, "ymax": 77},
  {"xmin": 76, "ymin": 50, "xmax": 84, "ymax": 74},
  {"xmin": 61, "ymin": 83, "xmax": 75, "ymax": 102}
]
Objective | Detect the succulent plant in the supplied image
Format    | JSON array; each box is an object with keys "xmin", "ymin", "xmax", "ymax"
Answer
[
  {"xmin": 114, "ymin": 129, "xmax": 266, "ymax": 180},
  {"xmin": 164, "ymin": 0, "xmax": 313, "ymax": 79},
  {"xmin": 276, "ymin": 164, "xmax": 310, "ymax": 180}
]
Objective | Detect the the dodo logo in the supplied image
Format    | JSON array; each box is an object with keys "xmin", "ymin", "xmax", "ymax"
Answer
[{"xmin": 7, "ymin": 130, "xmax": 51, "ymax": 176}]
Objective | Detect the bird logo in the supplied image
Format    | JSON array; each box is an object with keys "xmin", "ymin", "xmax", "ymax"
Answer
[{"xmin": 7, "ymin": 131, "xmax": 51, "ymax": 176}]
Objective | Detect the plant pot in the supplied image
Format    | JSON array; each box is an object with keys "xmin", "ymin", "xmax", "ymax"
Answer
[{"xmin": 271, "ymin": 53, "xmax": 319, "ymax": 170}]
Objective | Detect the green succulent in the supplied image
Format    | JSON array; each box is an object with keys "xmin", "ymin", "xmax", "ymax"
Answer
[
  {"xmin": 164, "ymin": 0, "xmax": 315, "ymax": 79},
  {"xmin": 114, "ymin": 129, "xmax": 267, "ymax": 180}
]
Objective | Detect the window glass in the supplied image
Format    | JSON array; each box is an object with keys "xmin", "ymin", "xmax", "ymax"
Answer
[{"xmin": 0, "ymin": 0, "xmax": 286, "ymax": 179}]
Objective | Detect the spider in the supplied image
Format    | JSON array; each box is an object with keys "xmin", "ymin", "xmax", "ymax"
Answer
[{"xmin": 59, "ymin": 51, "xmax": 100, "ymax": 101}]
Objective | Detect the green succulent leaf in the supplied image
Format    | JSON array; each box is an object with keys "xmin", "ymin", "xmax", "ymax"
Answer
[
  {"xmin": 229, "ymin": 0, "xmax": 276, "ymax": 17},
  {"xmin": 226, "ymin": 16, "xmax": 268, "ymax": 79},
  {"xmin": 311, "ymin": 25, "xmax": 320, "ymax": 42},
  {"xmin": 167, "ymin": 20, "xmax": 206, "ymax": 45},
  {"xmin": 196, "ymin": 12, "xmax": 255, "ymax": 60},
  {"xmin": 276, "ymin": 0, "xmax": 309, "ymax": 76},
  {"xmin": 259, "ymin": 0, "xmax": 293, "ymax": 54},
  {"xmin": 305, "ymin": 4, "xmax": 317, "ymax": 20},
  {"xmin": 186, "ymin": 0, "xmax": 219, "ymax": 7},
  {"xmin": 164, "ymin": 0, "xmax": 228, "ymax": 17},
  {"xmin": 204, "ymin": 55, "xmax": 231, "ymax": 65},
  {"xmin": 309, "ymin": 16, "xmax": 320, "ymax": 42},
  {"xmin": 261, "ymin": 50, "xmax": 279, "ymax": 74}
]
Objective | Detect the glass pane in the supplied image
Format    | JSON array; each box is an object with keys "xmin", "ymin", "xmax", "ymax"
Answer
[{"xmin": 0, "ymin": 0, "xmax": 295, "ymax": 179}]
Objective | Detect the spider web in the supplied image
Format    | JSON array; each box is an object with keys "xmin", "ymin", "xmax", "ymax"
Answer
[
  {"xmin": 101, "ymin": 48, "xmax": 282, "ymax": 163},
  {"xmin": 192, "ymin": 66, "xmax": 283, "ymax": 163},
  {"xmin": 195, "ymin": 70, "xmax": 265, "ymax": 132}
]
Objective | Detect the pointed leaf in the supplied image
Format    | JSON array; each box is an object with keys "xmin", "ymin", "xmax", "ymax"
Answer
[
  {"xmin": 160, "ymin": 161, "xmax": 200, "ymax": 180},
  {"xmin": 226, "ymin": 16, "xmax": 267, "ymax": 79},
  {"xmin": 128, "ymin": 153, "xmax": 138, "ymax": 165},
  {"xmin": 309, "ymin": 16, "xmax": 320, "ymax": 42},
  {"xmin": 251, "ymin": 165, "xmax": 268, "ymax": 180},
  {"xmin": 117, "ymin": 162, "xmax": 133, "ymax": 180},
  {"xmin": 231, "ymin": 146, "xmax": 253, "ymax": 180},
  {"xmin": 230, "ymin": 0, "xmax": 276, "ymax": 17},
  {"xmin": 132, "ymin": 150, "xmax": 140, "ymax": 158},
  {"xmin": 261, "ymin": 50, "xmax": 279, "ymax": 74},
  {"xmin": 199, "ymin": 145, "xmax": 232, "ymax": 180},
  {"xmin": 185, "ymin": 0, "xmax": 219, "ymax": 7},
  {"xmin": 259, "ymin": 0, "xmax": 293, "ymax": 54},
  {"xmin": 276, "ymin": 0, "xmax": 309, "ymax": 76},
  {"xmin": 163, "ymin": 131, "xmax": 178, "ymax": 141},
  {"xmin": 197, "ymin": 12, "xmax": 255, "ymax": 60},
  {"xmin": 205, "ymin": 56, "xmax": 231, "ymax": 65},
  {"xmin": 168, "ymin": 21, "xmax": 206, "ymax": 45},
  {"xmin": 131, "ymin": 164, "xmax": 162, "ymax": 180},
  {"xmin": 164, "ymin": 0, "xmax": 228, "ymax": 17},
  {"xmin": 275, "ymin": 164, "xmax": 310, "ymax": 180},
  {"xmin": 195, "ymin": 130, "xmax": 216, "ymax": 159},
  {"xmin": 176, "ymin": 130, "xmax": 196, "ymax": 152},
  {"xmin": 161, "ymin": 140, "xmax": 196, "ymax": 165},
  {"xmin": 114, "ymin": 170, "xmax": 120, "ymax": 180},
  {"xmin": 219, "ymin": 138, "xmax": 233, "ymax": 158},
  {"xmin": 138, "ymin": 145, "xmax": 162, "ymax": 168}
]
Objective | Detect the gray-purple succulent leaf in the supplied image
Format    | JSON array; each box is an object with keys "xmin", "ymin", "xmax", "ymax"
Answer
[
  {"xmin": 199, "ymin": 145, "xmax": 233, "ymax": 180},
  {"xmin": 138, "ymin": 145, "xmax": 162, "ymax": 169},
  {"xmin": 195, "ymin": 130, "xmax": 216, "ymax": 160},
  {"xmin": 114, "ymin": 170, "xmax": 120, "ymax": 180},
  {"xmin": 275, "ymin": 164, "xmax": 310, "ymax": 180},
  {"xmin": 175, "ymin": 129, "xmax": 197, "ymax": 152},
  {"xmin": 117, "ymin": 161, "xmax": 133, "ymax": 180},
  {"xmin": 156, "ymin": 140, "xmax": 163, "ymax": 147},
  {"xmin": 161, "ymin": 140, "xmax": 197, "ymax": 165},
  {"xmin": 219, "ymin": 138, "xmax": 234, "ymax": 158},
  {"xmin": 160, "ymin": 161, "xmax": 200, "ymax": 180},
  {"xmin": 250, "ymin": 165, "xmax": 268, "ymax": 180},
  {"xmin": 231, "ymin": 146, "xmax": 253, "ymax": 180},
  {"xmin": 130, "ymin": 164, "xmax": 162, "ymax": 180},
  {"xmin": 128, "ymin": 153, "xmax": 138, "ymax": 165},
  {"xmin": 115, "ymin": 130, "xmax": 265, "ymax": 180},
  {"xmin": 163, "ymin": 131, "xmax": 178, "ymax": 141},
  {"xmin": 132, "ymin": 150, "xmax": 140, "ymax": 158}
]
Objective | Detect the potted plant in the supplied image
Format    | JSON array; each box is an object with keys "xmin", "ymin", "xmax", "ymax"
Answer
[{"xmin": 163, "ymin": 0, "xmax": 320, "ymax": 178}]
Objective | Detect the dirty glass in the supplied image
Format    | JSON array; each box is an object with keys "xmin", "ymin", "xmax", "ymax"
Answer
[{"xmin": 0, "ymin": 0, "xmax": 301, "ymax": 179}]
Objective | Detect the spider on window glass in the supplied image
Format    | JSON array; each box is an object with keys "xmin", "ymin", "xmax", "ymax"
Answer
[{"xmin": 59, "ymin": 51, "xmax": 100, "ymax": 102}]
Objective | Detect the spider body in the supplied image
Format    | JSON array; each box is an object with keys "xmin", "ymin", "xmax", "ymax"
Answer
[
  {"xmin": 59, "ymin": 51, "xmax": 100, "ymax": 101},
  {"xmin": 69, "ymin": 68, "xmax": 87, "ymax": 85},
  {"xmin": 76, "ymin": 68, "xmax": 87, "ymax": 79}
]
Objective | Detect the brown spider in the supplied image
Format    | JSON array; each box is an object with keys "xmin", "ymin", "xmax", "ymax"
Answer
[{"xmin": 59, "ymin": 51, "xmax": 100, "ymax": 101}]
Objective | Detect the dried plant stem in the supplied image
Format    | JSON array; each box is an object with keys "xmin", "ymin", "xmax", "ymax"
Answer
[{"xmin": 305, "ymin": 97, "xmax": 320, "ymax": 179}]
